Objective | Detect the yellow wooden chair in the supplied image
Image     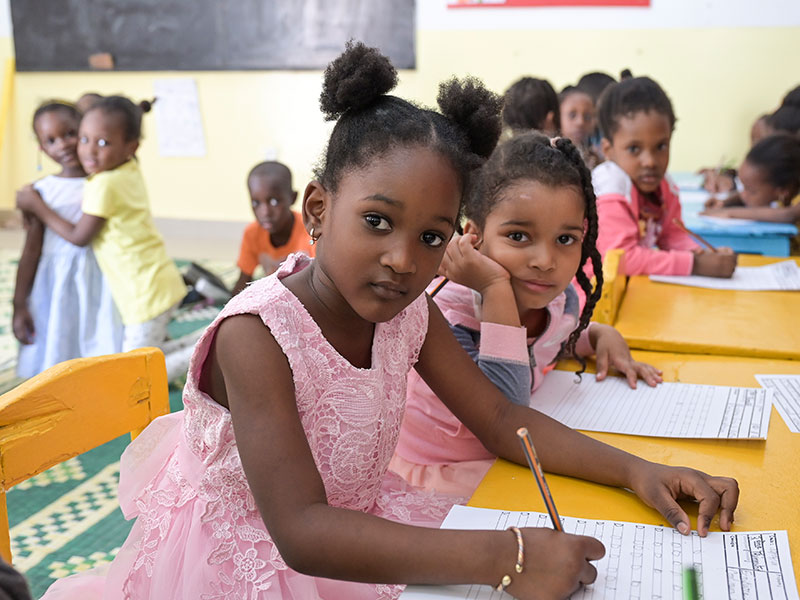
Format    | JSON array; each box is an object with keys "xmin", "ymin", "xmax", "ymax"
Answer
[
  {"xmin": 0, "ymin": 347, "xmax": 169, "ymax": 563},
  {"xmin": 592, "ymin": 249, "xmax": 627, "ymax": 326}
]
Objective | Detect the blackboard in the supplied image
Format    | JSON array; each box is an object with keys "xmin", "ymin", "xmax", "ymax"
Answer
[{"xmin": 10, "ymin": 0, "xmax": 415, "ymax": 71}]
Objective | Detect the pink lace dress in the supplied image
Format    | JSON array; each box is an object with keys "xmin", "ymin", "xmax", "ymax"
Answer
[{"xmin": 42, "ymin": 254, "xmax": 461, "ymax": 600}]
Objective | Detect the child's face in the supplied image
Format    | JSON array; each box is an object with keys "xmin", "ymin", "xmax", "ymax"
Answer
[
  {"xmin": 559, "ymin": 92, "xmax": 596, "ymax": 145},
  {"xmin": 602, "ymin": 111, "xmax": 672, "ymax": 194},
  {"xmin": 78, "ymin": 109, "xmax": 139, "ymax": 175},
  {"xmin": 312, "ymin": 145, "xmax": 460, "ymax": 324},
  {"xmin": 739, "ymin": 160, "xmax": 780, "ymax": 207},
  {"xmin": 749, "ymin": 117, "xmax": 773, "ymax": 147},
  {"xmin": 474, "ymin": 179, "xmax": 585, "ymax": 315},
  {"xmin": 248, "ymin": 174, "xmax": 296, "ymax": 236},
  {"xmin": 34, "ymin": 111, "xmax": 82, "ymax": 171}
]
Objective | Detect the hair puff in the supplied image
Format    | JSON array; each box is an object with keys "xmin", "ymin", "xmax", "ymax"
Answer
[
  {"xmin": 319, "ymin": 40, "xmax": 398, "ymax": 121},
  {"xmin": 437, "ymin": 76, "xmax": 503, "ymax": 160}
]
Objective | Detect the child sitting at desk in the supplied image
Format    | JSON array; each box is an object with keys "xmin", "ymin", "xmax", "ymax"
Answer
[
  {"xmin": 232, "ymin": 161, "xmax": 315, "ymax": 295},
  {"xmin": 391, "ymin": 132, "xmax": 662, "ymax": 497},
  {"xmin": 592, "ymin": 76, "xmax": 736, "ymax": 277},
  {"xmin": 702, "ymin": 133, "xmax": 800, "ymax": 253}
]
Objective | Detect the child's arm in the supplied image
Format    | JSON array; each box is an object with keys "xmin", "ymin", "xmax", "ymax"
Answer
[
  {"xmin": 596, "ymin": 196, "xmax": 696, "ymax": 275},
  {"xmin": 211, "ymin": 314, "xmax": 604, "ymax": 598},
  {"xmin": 701, "ymin": 203, "xmax": 800, "ymax": 224},
  {"xmin": 12, "ymin": 214, "xmax": 44, "ymax": 345},
  {"xmin": 232, "ymin": 271, "xmax": 252, "ymax": 296},
  {"xmin": 16, "ymin": 185, "xmax": 105, "ymax": 247},
  {"xmin": 588, "ymin": 323, "xmax": 662, "ymax": 388},
  {"xmin": 418, "ymin": 299, "xmax": 738, "ymax": 537},
  {"xmin": 438, "ymin": 233, "xmax": 531, "ymax": 404}
]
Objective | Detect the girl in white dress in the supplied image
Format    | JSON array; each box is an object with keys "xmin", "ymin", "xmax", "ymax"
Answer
[{"xmin": 13, "ymin": 101, "xmax": 122, "ymax": 378}]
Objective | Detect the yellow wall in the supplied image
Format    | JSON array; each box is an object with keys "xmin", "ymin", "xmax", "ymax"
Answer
[{"xmin": 2, "ymin": 25, "xmax": 799, "ymax": 221}]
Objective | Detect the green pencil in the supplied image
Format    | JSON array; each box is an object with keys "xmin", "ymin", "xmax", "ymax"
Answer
[{"xmin": 682, "ymin": 566, "xmax": 700, "ymax": 600}]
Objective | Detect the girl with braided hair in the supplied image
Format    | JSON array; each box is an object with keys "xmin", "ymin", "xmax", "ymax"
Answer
[
  {"xmin": 44, "ymin": 43, "xmax": 737, "ymax": 600},
  {"xmin": 392, "ymin": 132, "xmax": 663, "ymax": 498}
]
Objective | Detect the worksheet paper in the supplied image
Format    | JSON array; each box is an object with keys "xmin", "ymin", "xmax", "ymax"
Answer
[
  {"xmin": 649, "ymin": 260, "xmax": 800, "ymax": 291},
  {"xmin": 755, "ymin": 375, "xmax": 800, "ymax": 434},
  {"xmin": 530, "ymin": 371, "xmax": 771, "ymax": 439},
  {"xmin": 153, "ymin": 78, "xmax": 207, "ymax": 157},
  {"xmin": 400, "ymin": 506, "xmax": 799, "ymax": 600}
]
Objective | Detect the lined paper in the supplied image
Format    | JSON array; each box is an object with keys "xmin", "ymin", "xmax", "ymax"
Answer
[
  {"xmin": 401, "ymin": 506, "xmax": 799, "ymax": 600},
  {"xmin": 530, "ymin": 371, "xmax": 771, "ymax": 439},
  {"xmin": 756, "ymin": 375, "xmax": 800, "ymax": 434},
  {"xmin": 650, "ymin": 260, "xmax": 800, "ymax": 291}
]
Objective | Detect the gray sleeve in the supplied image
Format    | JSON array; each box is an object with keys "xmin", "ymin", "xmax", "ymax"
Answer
[{"xmin": 450, "ymin": 323, "xmax": 532, "ymax": 406}]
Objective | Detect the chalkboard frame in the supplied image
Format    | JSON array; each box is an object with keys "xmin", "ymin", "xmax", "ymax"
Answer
[{"xmin": 10, "ymin": 0, "xmax": 415, "ymax": 72}]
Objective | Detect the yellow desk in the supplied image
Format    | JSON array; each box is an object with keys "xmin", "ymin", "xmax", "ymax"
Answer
[
  {"xmin": 613, "ymin": 255, "xmax": 800, "ymax": 360},
  {"xmin": 469, "ymin": 351, "xmax": 800, "ymax": 578}
]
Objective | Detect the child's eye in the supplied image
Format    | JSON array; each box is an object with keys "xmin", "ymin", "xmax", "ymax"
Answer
[
  {"xmin": 627, "ymin": 145, "xmax": 640, "ymax": 154},
  {"xmin": 79, "ymin": 136, "xmax": 88, "ymax": 144},
  {"xmin": 97, "ymin": 139, "xmax": 109, "ymax": 147},
  {"xmin": 507, "ymin": 232, "xmax": 529, "ymax": 242},
  {"xmin": 365, "ymin": 214, "xmax": 391, "ymax": 231},
  {"xmin": 268, "ymin": 198, "xmax": 280, "ymax": 207},
  {"xmin": 47, "ymin": 137, "xmax": 55, "ymax": 144},
  {"xmin": 420, "ymin": 231, "xmax": 445, "ymax": 248},
  {"xmin": 557, "ymin": 234, "xmax": 578, "ymax": 246}
]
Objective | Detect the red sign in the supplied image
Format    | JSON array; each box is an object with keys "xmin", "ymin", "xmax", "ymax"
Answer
[{"xmin": 448, "ymin": 0, "xmax": 650, "ymax": 7}]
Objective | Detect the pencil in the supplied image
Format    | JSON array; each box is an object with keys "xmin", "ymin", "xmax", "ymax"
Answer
[
  {"xmin": 672, "ymin": 218, "xmax": 717, "ymax": 252},
  {"xmin": 429, "ymin": 277, "xmax": 449, "ymax": 298},
  {"xmin": 516, "ymin": 427, "xmax": 563, "ymax": 532},
  {"xmin": 682, "ymin": 566, "xmax": 700, "ymax": 600}
]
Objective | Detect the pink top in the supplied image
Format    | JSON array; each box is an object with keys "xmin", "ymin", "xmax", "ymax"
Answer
[
  {"xmin": 395, "ymin": 280, "xmax": 593, "ymax": 466},
  {"xmin": 593, "ymin": 161, "xmax": 699, "ymax": 276},
  {"xmin": 42, "ymin": 254, "xmax": 459, "ymax": 600}
]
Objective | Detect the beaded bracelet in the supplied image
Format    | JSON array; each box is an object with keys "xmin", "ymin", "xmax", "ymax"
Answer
[{"xmin": 495, "ymin": 526, "xmax": 525, "ymax": 592}]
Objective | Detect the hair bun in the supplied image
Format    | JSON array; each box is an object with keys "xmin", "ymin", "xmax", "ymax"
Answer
[
  {"xmin": 319, "ymin": 40, "xmax": 398, "ymax": 121},
  {"xmin": 437, "ymin": 76, "xmax": 503, "ymax": 159},
  {"xmin": 139, "ymin": 98, "xmax": 156, "ymax": 113}
]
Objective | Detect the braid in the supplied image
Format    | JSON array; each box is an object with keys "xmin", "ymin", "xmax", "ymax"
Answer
[{"xmin": 551, "ymin": 137, "xmax": 604, "ymax": 376}]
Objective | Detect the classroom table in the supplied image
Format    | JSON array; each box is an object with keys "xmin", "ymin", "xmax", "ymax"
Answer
[
  {"xmin": 613, "ymin": 254, "xmax": 800, "ymax": 360},
  {"xmin": 468, "ymin": 350, "xmax": 800, "ymax": 579},
  {"xmin": 679, "ymin": 189, "xmax": 798, "ymax": 257}
]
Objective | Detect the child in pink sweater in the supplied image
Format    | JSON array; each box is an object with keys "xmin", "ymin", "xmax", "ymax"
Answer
[
  {"xmin": 593, "ymin": 77, "xmax": 736, "ymax": 277},
  {"xmin": 391, "ymin": 133, "xmax": 662, "ymax": 496}
]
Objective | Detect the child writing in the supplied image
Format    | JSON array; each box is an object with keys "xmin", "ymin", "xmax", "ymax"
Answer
[
  {"xmin": 42, "ymin": 43, "xmax": 738, "ymax": 600},
  {"xmin": 16, "ymin": 96, "xmax": 189, "ymax": 375},
  {"xmin": 502, "ymin": 76, "xmax": 560, "ymax": 137},
  {"xmin": 702, "ymin": 133, "xmax": 800, "ymax": 253},
  {"xmin": 593, "ymin": 76, "xmax": 737, "ymax": 277},
  {"xmin": 13, "ymin": 101, "xmax": 122, "ymax": 378},
  {"xmin": 232, "ymin": 160, "xmax": 315, "ymax": 295},
  {"xmin": 391, "ymin": 132, "xmax": 662, "ymax": 497}
]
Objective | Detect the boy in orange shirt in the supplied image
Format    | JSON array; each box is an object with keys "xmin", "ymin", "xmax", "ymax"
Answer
[{"xmin": 233, "ymin": 161, "xmax": 315, "ymax": 294}]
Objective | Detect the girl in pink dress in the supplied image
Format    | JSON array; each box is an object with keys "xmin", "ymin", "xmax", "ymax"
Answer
[{"xmin": 43, "ymin": 42, "xmax": 739, "ymax": 600}]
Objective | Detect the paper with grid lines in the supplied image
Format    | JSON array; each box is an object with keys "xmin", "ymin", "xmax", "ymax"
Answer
[
  {"xmin": 401, "ymin": 506, "xmax": 798, "ymax": 600},
  {"xmin": 530, "ymin": 371, "xmax": 771, "ymax": 439},
  {"xmin": 756, "ymin": 375, "xmax": 800, "ymax": 433},
  {"xmin": 650, "ymin": 260, "xmax": 800, "ymax": 291}
]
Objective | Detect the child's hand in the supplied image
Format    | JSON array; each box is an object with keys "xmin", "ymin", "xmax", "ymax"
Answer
[
  {"xmin": 15, "ymin": 185, "xmax": 45, "ymax": 214},
  {"xmin": 509, "ymin": 528, "xmax": 605, "ymax": 599},
  {"xmin": 12, "ymin": 306, "xmax": 35, "ymax": 345},
  {"xmin": 691, "ymin": 248, "xmax": 736, "ymax": 278},
  {"xmin": 703, "ymin": 196, "xmax": 725, "ymax": 210},
  {"xmin": 439, "ymin": 233, "xmax": 510, "ymax": 295},
  {"xmin": 592, "ymin": 324, "xmax": 662, "ymax": 388},
  {"xmin": 628, "ymin": 461, "xmax": 739, "ymax": 537}
]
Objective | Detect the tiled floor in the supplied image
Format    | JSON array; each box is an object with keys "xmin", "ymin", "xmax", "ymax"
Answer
[{"xmin": 0, "ymin": 216, "xmax": 245, "ymax": 597}]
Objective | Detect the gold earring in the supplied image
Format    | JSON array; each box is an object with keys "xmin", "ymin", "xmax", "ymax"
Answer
[{"xmin": 309, "ymin": 227, "xmax": 317, "ymax": 245}]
